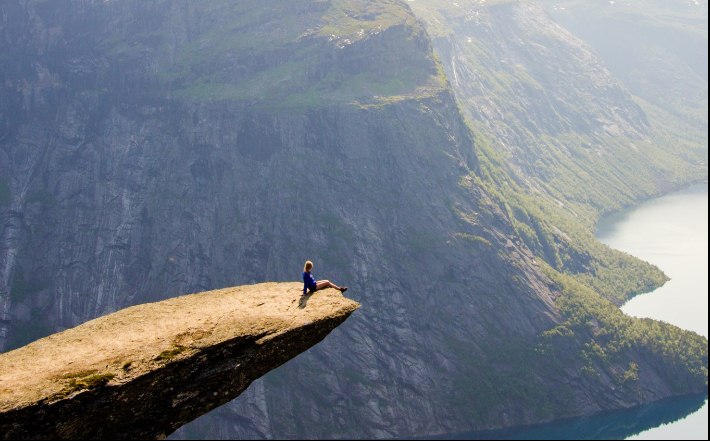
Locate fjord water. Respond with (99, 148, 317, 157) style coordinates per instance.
(596, 182, 708, 440)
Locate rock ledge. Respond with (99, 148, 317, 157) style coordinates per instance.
(0, 282, 359, 439)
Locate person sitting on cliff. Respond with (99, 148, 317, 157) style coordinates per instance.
(302, 260, 348, 296)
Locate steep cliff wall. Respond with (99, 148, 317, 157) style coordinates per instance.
(0, 283, 359, 439)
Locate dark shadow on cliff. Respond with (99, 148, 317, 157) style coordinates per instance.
(298, 292, 314, 309)
(425, 394, 707, 440)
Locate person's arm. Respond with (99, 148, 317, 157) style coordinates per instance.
(303, 272, 308, 294)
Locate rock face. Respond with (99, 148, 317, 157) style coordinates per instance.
(0, 283, 359, 439)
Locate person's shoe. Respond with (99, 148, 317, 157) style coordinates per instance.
(340, 287, 348, 293)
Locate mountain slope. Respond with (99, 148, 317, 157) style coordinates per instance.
(409, 0, 707, 305)
(543, 0, 707, 138)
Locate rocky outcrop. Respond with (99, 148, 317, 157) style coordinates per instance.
(0, 283, 359, 439)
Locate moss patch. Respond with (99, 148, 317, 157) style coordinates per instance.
(57, 370, 116, 397)
(155, 345, 188, 362)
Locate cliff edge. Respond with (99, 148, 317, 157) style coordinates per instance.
(0, 283, 359, 439)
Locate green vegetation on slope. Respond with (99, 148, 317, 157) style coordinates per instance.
(541, 263, 708, 391)
(411, 0, 706, 305)
(318, 0, 416, 37)
(94, 0, 445, 108)
(164, 0, 443, 106)
(465, 122, 670, 305)
(442, 258, 706, 425)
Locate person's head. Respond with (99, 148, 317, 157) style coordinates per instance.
(304, 260, 313, 272)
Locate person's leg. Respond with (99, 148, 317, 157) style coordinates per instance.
(316, 280, 341, 291)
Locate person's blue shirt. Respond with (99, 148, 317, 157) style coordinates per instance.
(303, 271, 317, 294)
